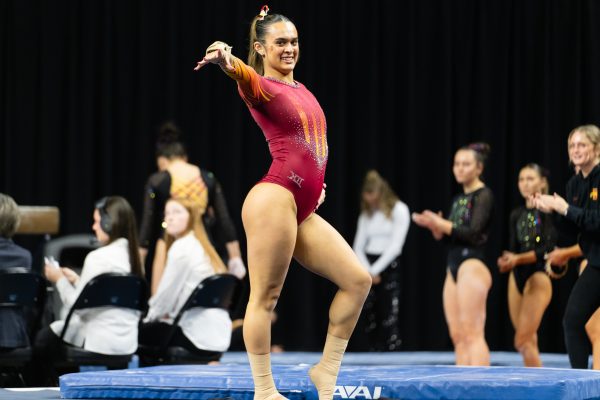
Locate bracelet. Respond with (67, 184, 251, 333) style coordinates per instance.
(545, 260, 569, 279)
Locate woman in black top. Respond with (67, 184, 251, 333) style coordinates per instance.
(497, 164, 555, 367)
(577, 260, 600, 369)
(139, 122, 245, 293)
(0, 193, 33, 350)
(543, 163, 600, 370)
(533, 124, 600, 369)
(413, 143, 494, 366)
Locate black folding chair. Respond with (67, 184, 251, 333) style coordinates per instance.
(0, 268, 47, 381)
(55, 273, 147, 369)
(43, 234, 99, 271)
(139, 273, 239, 365)
(42, 234, 100, 324)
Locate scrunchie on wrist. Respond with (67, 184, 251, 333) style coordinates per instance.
(206, 41, 233, 67)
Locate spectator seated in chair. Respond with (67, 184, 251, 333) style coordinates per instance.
(0, 193, 33, 351)
(139, 197, 232, 364)
(31, 196, 143, 385)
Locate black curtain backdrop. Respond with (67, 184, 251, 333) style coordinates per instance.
(2, 0, 599, 353)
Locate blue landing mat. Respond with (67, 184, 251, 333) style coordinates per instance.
(60, 364, 600, 400)
(221, 350, 575, 368)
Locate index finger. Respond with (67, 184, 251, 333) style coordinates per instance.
(194, 60, 209, 71)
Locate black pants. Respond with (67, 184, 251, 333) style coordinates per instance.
(563, 265, 600, 368)
(139, 321, 222, 364)
(27, 326, 70, 386)
(361, 254, 402, 351)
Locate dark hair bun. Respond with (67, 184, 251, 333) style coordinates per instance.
(523, 163, 550, 179)
(157, 121, 181, 146)
(467, 142, 491, 161)
(468, 142, 491, 157)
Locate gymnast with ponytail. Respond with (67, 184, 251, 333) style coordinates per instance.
(497, 163, 556, 367)
(412, 142, 494, 366)
(194, 5, 371, 400)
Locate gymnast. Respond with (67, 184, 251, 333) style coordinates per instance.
(413, 143, 494, 366)
(194, 6, 371, 399)
(497, 163, 555, 366)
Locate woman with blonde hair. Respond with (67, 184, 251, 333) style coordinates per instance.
(353, 170, 409, 351)
(574, 260, 600, 369)
(413, 142, 494, 365)
(140, 197, 231, 363)
(497, 163, 556, 366)
(534, 124, 600, 368)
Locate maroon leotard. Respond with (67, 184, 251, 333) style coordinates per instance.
(224, 58, 328, 224)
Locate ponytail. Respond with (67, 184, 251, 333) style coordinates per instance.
(248, 16, 264, 75)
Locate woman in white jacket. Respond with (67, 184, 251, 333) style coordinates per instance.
(33, 196, 143, 384)
(353, 170, 410, 351)
(139, 197, 231, 364)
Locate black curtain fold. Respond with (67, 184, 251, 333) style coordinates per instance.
(2, 0, 599, 352)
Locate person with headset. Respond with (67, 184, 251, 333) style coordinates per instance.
(30, 196, 144, 385)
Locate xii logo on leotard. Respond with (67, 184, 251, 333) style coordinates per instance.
(288, 170, 305, 188)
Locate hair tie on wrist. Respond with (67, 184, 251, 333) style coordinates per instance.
(545, 260, 568, 279)
(205, 41, 232, 56)
(258, 5, 269, 20)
